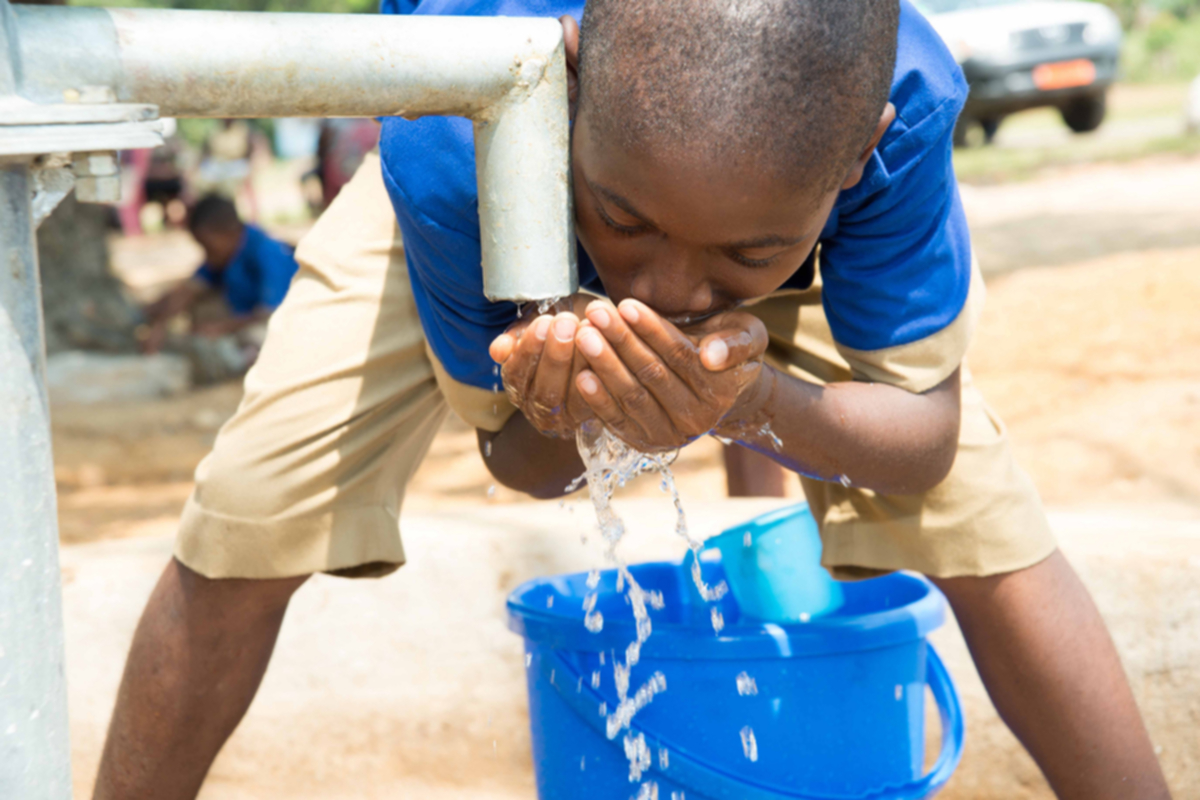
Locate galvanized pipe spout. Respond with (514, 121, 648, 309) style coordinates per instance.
(4, 2, 577, 301)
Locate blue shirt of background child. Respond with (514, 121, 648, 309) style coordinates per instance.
(378, 0, 972, 392)
(194, 225, 299, 316)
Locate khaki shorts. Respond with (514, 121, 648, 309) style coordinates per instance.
(176, 154, 1056, 582)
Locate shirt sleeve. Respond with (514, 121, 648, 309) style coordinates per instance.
(379, 115, 521, 395)
(255, 238, 299, 311)
(816, 101, 979, 393)
(193, 264, 218, 286)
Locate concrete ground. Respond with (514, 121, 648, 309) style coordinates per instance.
(63, 500, 1200, 799)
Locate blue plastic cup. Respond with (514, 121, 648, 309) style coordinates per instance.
(706, 503, 844, 622)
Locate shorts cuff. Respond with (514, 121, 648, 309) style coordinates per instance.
(175, 496, 406, 580)
(818, 511, 1059, 581)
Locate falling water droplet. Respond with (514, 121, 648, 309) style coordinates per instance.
(740, 726, 758, 762)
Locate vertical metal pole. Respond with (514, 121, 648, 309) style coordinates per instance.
(0, 162, 73, 799)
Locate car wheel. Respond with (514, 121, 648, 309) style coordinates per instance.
(1061, 94, 1107, 134)
(953, 115, 986, 148)
(981, 117, 1002, 144)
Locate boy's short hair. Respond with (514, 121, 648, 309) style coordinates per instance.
(577, 0, 900, 191)
(188, 194, 242, 236)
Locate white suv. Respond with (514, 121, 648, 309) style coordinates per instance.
(915, 0, 1123, 144)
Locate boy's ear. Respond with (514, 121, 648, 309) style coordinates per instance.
(560, 15, 581, 119)
(840, 103, 896, 191)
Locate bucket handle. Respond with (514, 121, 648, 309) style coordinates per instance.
(543, 644, 964, 800)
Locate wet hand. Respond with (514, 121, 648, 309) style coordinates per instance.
(572, 299, 769, 452)
(489, 294, 596, 438)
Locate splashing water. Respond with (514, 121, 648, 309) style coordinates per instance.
(632, 781, 659, 800)
(573, 421, 730, 780)
(671, 793, 687, 800)
(536, 296, 564, 316)
(711, 607, 725, 635)
(758, 422, 783, 452)
(658, 748, 670, 769)
(624, 732, 653, 782)
(736, 671, 758, 696)
(606, 672, 667, 740)
(740, 726, 758, 762)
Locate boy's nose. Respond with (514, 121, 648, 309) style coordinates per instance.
(628, 252, 713, 320)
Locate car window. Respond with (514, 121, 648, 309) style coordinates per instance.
(915, 0, 1029, 13)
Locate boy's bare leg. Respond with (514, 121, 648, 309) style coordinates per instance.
(723, 443, 787, 498)
(932, 550, 1169, 800)
(93, 558, 308, 800)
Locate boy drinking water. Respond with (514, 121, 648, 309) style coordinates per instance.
(94, 1, 1170, 798)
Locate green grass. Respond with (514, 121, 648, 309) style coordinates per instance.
(1121, 13, 1200, 82)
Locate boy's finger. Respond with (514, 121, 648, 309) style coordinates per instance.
(575, 323, 698, 420)
(574, 330, 681, 439)
(489, 333, 516, 364)
(697, 322, 767, 372)
(585, 300, 698, 407)
(564, 347, 595, 425)
(615, 298, 709, 372)
(575, 370, 659, 449)
(501, 314, 553, 403)
(528, 313, 579, 419)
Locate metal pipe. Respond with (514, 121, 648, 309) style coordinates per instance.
(0, 161, 73, 800)
(8, 4, 577, 300)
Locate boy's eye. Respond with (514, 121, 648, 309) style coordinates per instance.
(596, 204, 650, 236)
(728, 250, 780, 269)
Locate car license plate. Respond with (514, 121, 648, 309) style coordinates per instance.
(1032, 59, 1097, 91)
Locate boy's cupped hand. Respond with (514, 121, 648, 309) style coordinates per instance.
(571, 298, 768, 452)
(489, 294, 599, 439)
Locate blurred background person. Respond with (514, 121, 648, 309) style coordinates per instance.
(142, 194, 298, 383)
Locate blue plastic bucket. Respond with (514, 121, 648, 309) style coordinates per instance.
(506, 560, 963, 800)
(706, 503, 844, 622)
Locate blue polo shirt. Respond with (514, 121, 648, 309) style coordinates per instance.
(379, 0, 972, 393)
(194, 224, 299, 316)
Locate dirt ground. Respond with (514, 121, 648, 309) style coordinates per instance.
(53, 151, 1200, 545)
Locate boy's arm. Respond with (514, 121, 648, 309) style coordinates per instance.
(142, 280, 206, 353)
(723, 361, 961, 495)
(477, 413, 584, 499)
(570, 299, 961, 496)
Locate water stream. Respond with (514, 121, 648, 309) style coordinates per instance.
(571, 421, 731, 793)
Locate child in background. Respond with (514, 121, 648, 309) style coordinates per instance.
(142, 194, 298, 381)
